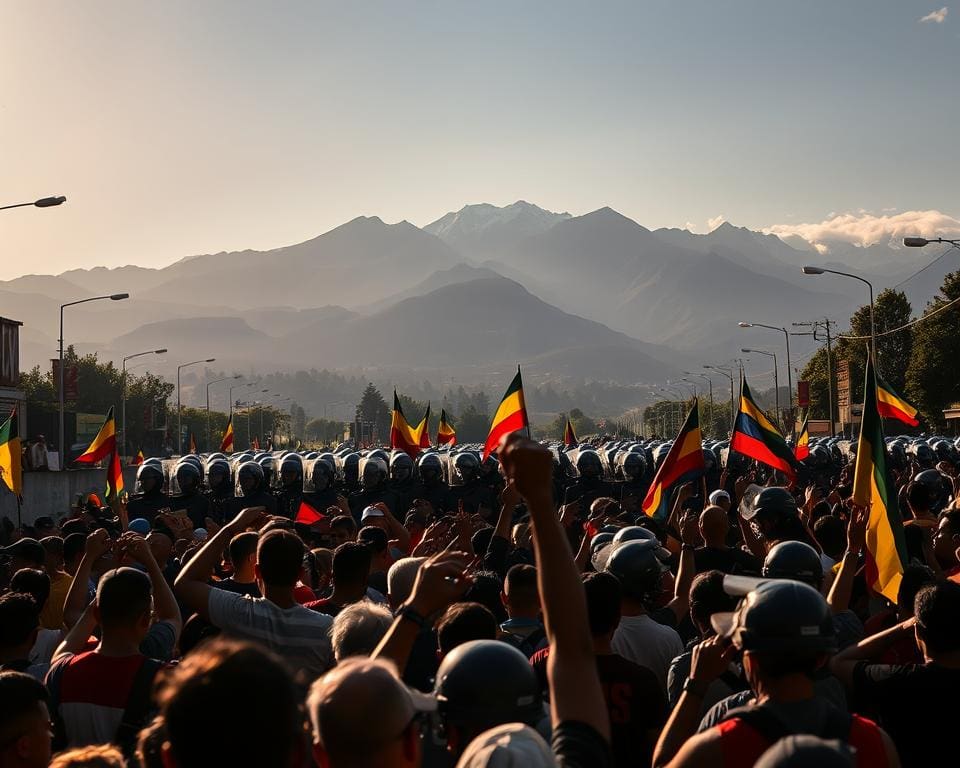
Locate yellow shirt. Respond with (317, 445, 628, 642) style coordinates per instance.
(40, 570, 71, 630)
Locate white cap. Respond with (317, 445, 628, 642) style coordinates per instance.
(456, 724, 556, 768)
(709, 489, 731, 505)
(361, 505, 385, 522)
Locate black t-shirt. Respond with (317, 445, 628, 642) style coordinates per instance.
(693, 545, 762, 576)
(214, 578, 261, 598)
(552, 719, 613, 768)
(532, 651, 664, 768)
(852, 661, 960, 768)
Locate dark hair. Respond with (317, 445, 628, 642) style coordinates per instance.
(10, 568, 51, 611)
(256, 530, 305, 588)
(228, 531, 259, 567)
(813, 516, 846, 560)
(897, 564, 935, 615)
(809, 501, 832, 524)
(907, 482, 931, 513)
(940, 509, 960, 536)
(0, 671, 49, 746)
(583, 571, 621, 636)
(471, 526, 494, 556)
(332, 541, 373, 586)
(61, 519, 89, 538)
(260, 517, 296, 535)
(436, 602, 497, 656)
(915, 581, 960, 654)
(464, 570, 507, 623)
(689, 570, 736, 631)
(749, 650, 824, 679)
(504, 565, 539, 612)
(97, 567, 152, 627)
(0, 593, 40, 648)
(357, 526, 388, 555)
(63, 532, 88, 566)
(158, 639, 304, 768)
(330, 515, 358, 536)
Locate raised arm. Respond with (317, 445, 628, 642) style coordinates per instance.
(500, 435, 610, 741)
(63, 528, 111, 629)
(827, 505, 867, 614)
(120, 532, 182, 637)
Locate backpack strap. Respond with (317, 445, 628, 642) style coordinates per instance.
(719, 705, 793, 744)
(115, 657, 164, 756)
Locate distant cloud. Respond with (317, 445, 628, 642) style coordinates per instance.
(763, 209, 960, 252)
(919, 7, 948, 23)
(707, 214, 726, 231)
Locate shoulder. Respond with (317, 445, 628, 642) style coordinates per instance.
(664, 727, 724, 768)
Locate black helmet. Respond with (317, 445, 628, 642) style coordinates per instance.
(135, 462, 165, 494)
(712, 580, 836, 654)
(746, 487, 799, 522)
(454, 452, 480, 483)
(433, 640, 542, 730)
(237, 460, 264, 496)
(913, 469, 945, 510)
(360, 456, 387, 490)
(340, 453, 360, 485)
(911, 442, 935, 468)
(762, 540, 823, 588)
(603, 540, 668, 602)
(389, 451, 414, 482)
(204, 458, 231, 491)
(279, 454, 303, 487)
(575, 450, 602, 479)
(619, 452, 646, 482)
(174, 461, 201, 495)
(701, 448, 718, 473)
(418, 452, 443, 483)
(612, 526, 658, 545)
(310, 459, 334, 492)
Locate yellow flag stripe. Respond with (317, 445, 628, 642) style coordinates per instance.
(492, 390, 525, 426)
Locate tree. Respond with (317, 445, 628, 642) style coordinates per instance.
(290, 403, 307, 441)
(455, 405, 492, 443)
(355, 383, 390, 442)
(906, 270, 960, 429)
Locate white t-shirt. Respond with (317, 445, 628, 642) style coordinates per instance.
(208, 589, 334, 680)
(611, 613, 684, 694)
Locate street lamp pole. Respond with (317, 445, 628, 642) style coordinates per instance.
(705, 365, 736, 435)
(206, 375, 240, 451)
(58, 293, 129, 468)
(177, 358, 216, 455)
(801, 266, 875, 360)
(0, 196, 66, 212)
(229, 381, 255, 420)
(742, 348, 780, 428)
(794, 319, 837, 436)
(738, 322, 794, 434)
(122, 348, 166, 459)
(684, 372, 714, 434)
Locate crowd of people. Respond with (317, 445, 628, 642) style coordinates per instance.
(1, 431, 959, 767)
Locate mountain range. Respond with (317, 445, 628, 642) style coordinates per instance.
(3, 200, 956, 412)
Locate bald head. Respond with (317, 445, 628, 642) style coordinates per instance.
(700, 505, 729, 547)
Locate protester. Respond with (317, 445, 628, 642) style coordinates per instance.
(0, 670, 52, 768)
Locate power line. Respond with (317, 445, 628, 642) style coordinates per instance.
(892, 244, 959, 290)
(837, 294, 960, 340)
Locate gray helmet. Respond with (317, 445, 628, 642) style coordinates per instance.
(712, 580, 836, 654)
(454, 452, 480, 483)
(618, 451, 646, 482)
(173, 460, 201, 495)
(236, 460, 264, 496)
(762, 540, 823, 588)
(575, 450, 602, 479)
(603, 540, 668, 602)
(135, 462, 165, 494)
(433, 640, 542, 731)
(204, 458, 231, 491)
(417, 452, 444, 482)
(389, 451, 414, 482)
(360, 456, 388, 490)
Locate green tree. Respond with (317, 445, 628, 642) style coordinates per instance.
(906, 270, 960, 429)
(355, 383, 390, 442)
(455, 405, 492, 443)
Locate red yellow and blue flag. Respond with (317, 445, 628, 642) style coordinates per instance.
(731, 376, 798, 479)
(641, 400, 705, 521)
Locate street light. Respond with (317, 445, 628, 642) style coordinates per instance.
(705, 364, 737, 435)
(684, 372, 715, 434)
(177, 359, 216, 455)
(58, 293, 129, 468)
(738, 321, 794, 434)
(229, 381, 255, 419)
(207, 375, 241, 450)
(742, 348, 780, 428)
(122, 348, 166, 459)
(801, 266, 875, 359)
(903, 237, 960, 248)
(1, 195, 67, 212)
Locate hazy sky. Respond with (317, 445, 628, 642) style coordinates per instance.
(2, 1, 958, 279)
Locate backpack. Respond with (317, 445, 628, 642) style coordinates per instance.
(500, 625, 548, 659)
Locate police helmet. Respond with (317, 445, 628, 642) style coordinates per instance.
(174, 460, 201, 495)
(204, 458, 231, 491)
(236, 460, 264, 495)
(603, 539, 668, 602)
(418, 452, 443, 483)
(360, 455, 388, 489)
(575, 450, 602, 479)
(762, 540, 823, 588)
(390, 451, 414, 482)
(454, 452, 480, 483)
(135, 462, 165, 494)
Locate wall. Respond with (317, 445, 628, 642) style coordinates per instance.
(0, 466, 139, 527)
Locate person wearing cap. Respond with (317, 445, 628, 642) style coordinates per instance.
(308, 656, 436, 767)
(692, 506, 762, 576)
(361, 502, 412, 555)
(652, 580, 898, 768)
(737, 487, 819, 560)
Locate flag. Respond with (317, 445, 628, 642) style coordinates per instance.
(875, 371, 919, 427)
(483, 367, 529, 461)
(563, 417, 578, 447)
(189, 433, 197, 454)
(105, 441, 124, 501)
(794, 414, 810, 462)
(641, 400, 706, 521)
(220, 417, 234, 453)
(853, 353, 908, 604)
(295, 439, 303, 451)
(731, 376, 798, 478)
(75, 407, 118, 465)
(438, 409, 457, 447)
(295, 499, 327, 526)
(252, 436, 260, 451)
(131, 449, 145, 466)
(390, 392, 422, 458)
(415, 403, 432, 449)
(0, 408, 22, 497)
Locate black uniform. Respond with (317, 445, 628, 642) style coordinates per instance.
(348, 488, 400, 525)
(223, 489, 277, 519)
(169, 491, 211, 531)
(126, 491, 169, 524)
(451, 480, 498, 517)
(204, 488, 234, 526)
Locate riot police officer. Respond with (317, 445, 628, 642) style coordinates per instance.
(203, 457, 234, 526)
(614, 451, 649, 515)
(388, 451, 419, 516)
(274, 453, 305, 520)
(562, 449, 613, 515)
(169, 460, 210, 530)
(126, 460, 169, 523)
(449, 452, 497, 518)
(223, 460, 277, 518)
(303, 458, 346, 516)
(415, 452, 455, 515)
(347, 456, 399, 523)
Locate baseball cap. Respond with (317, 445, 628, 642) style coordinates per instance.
(708, 489, 731, 505)
(360, 505, 385, 523)
(0, 538, 46, 565)
(308, 657, 436, 757)
(456, 723, 556, 768)
(755, 735, 855, 768)
(128, 518, 151, 535)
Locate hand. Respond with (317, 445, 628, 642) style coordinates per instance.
(229, 506, 268, 531)
(734, 475, 750, 501)
(677, 482, 694, 504)
(85, 528, 112, 559)
(680, 512, 701, 547)
(118, 532, 156, 567)
(406, 550, 474, 617)
(690, 634, 736, 684)
(158, 512, 194, 541)
(804, 485, 822, 508)
(453, 510, 475, 556)
(500, 481, 521, 511)
(847, 504, 869, 555)
(719, 470, 729, 490)
(498, 434, 553, 504)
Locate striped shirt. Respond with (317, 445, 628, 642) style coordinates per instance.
(208, 589, 334, 679)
